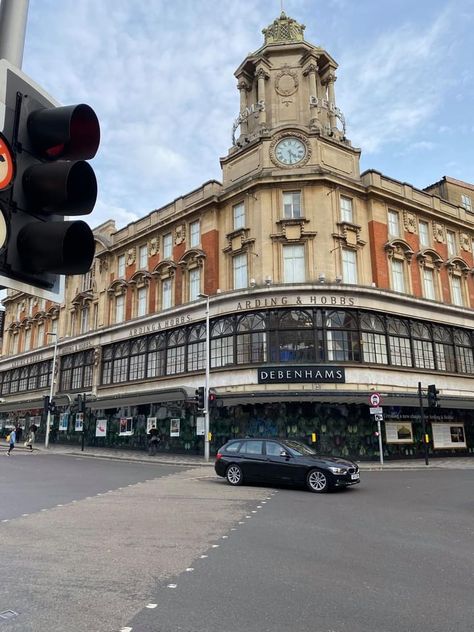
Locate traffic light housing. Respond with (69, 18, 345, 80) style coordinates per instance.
(0, 59, 100, 300)
(208, 390, 217, 408)
(427, 384, 440, 408)
(196, 386, 205, 410)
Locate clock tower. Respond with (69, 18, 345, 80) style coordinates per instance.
(221, 11, 361, 186)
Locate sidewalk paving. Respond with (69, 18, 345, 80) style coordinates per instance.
(2, 442, 474, 470)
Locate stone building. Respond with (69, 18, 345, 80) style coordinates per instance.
(1, 12, 473, 460)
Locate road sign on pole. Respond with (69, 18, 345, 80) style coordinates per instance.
(369, 392, 381, 407)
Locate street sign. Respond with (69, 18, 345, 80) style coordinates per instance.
(374, 413, 384, 421)
(370, 406, 383, 415)
(369, 392, 381, 407)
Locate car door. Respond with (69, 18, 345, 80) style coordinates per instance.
(264, 441, 301, 483)
(238, 440, 267, 481)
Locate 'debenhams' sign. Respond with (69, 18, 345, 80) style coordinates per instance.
(258, 366, 345, 384)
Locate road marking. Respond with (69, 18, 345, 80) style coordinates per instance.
(146, 604, 157, 609)
(211, 544, 220, 548)
(257, 505, 262, 508)
(246, 515, 251, 518)
(238, 521, 245, 524)
(22, 513, 29, 517)
(41, 508, 47, 512)
(231, 528, 237, 531)
(120, 627, 133, 631)
(222, 535, 228, 539)
(186, 567, 194, 572)
(251, 510, 257, 513)
(1, 519, 9, 523)
(56, 504, 64, 507)
(167, 584, 177, 588)
(200, 554, 208, 559)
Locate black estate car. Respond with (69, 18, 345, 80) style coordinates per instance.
(215, 438, 360, 493)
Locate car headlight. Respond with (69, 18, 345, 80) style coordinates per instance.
(328, 466, 348, 474)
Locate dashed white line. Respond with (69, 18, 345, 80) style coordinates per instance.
(222, 535, 229, 539)
(2, 519, 9, 523)
(120, 627, 133, 632)
(211, 544, 220, 548)
(200, 554, 208, 559)
(167, 584, 177, 589)
(146, 603, 157, 609)
(186, 567, 194, 572)
(22, 513, 29, 517)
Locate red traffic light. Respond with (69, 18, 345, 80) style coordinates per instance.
(27, 104, 100, 160)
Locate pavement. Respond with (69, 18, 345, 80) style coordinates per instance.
(2, 441, 474, 470)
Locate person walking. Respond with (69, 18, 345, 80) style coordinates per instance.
(6, 428, 16, 455)
(25, 423, 37, 452)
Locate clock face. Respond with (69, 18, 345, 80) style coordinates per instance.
(275, 137, 306, 165)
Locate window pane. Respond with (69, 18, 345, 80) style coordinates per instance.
(233, 254, 248, 289)
(139, 245, 148, 269)
(423, 268, 435, 300)
(233, 203, 245, 230)
(388, 210, 400, 237)
(190, 220, 200, 247)
(340, 197, 353, 222)
(137, 287, 147, 317)
(162, 278, 172, 309)
(189, 268, 201, 301)
(116, 295, 125, 323)
(391, 259, 405, 292)
(118, 254, 126, 278)
(419, 221, 429, 247)
(342, 249, 357, 284)
(163, 233, 173, 259)
(283, 245, 305, 283)
(451, 277, 463, 306)
(283, 192, 301, 219)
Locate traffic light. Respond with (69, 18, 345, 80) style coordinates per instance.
(427, 384, 440, 408)
(43, 395, 50, 414)
(208, 390, 217, 408)
(196, 386, 205, 410)
(0, 59, 100, 300)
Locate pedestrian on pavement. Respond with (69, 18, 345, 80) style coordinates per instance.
(15, 424, 23, 443)
(25, 423, 37, 451)
(6, 428, 16, 455)
(148, 427, 161, 456)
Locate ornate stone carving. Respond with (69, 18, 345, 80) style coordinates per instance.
(126, 248, 136, 266)
(403, 211, 417, 234)
(433, 222, 445, 243)
(460, 232, 471, 252)
(275, 65, 299, 97)
(175, 224, 186, 245)
(149, 238, 159, 257)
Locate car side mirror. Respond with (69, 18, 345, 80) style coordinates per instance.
(280, 450, 290, 458)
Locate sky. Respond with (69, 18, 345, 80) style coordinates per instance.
(19, 0, 474, 231)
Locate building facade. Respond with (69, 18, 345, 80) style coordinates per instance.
(1, 12, 474, 460)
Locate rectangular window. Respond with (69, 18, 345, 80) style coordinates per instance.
(24, 328, 31, 352)
(447, 230, 457, 257)
(163, 233, 173, 259)
(189, 268, 201, 301)
(51, 319, 58, 336)
(117, 254, 126, 278)
(283, 244, 305, 283)
(190, 220, 200, 248)
(162, 278, 172, 309)
(461, 194, 472, 212)
(36, 323, 43, 348)
(451, 276, 463, 306)
(419, 221, 430, 248)
(233, 202, 245, 230)
(139, 245, 148, 269)
(340, 196, 353, 223)
(115, 294, 125, 323)
(283, 191, 301, 219)
(388, 210, 400, 237)
(342, 249, 357, 284)
(80, 306, 89, 334)
(423, 268, 436, 300)
(233, 254, 248, 289)
(391, 259, 405, 293)
(137, 287, 147, 317)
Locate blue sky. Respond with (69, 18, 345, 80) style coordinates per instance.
(21, 0, 474, 230)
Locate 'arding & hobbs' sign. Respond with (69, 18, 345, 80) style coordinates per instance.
(258, 366, 345, 384)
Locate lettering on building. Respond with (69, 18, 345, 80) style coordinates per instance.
(129, 314, 192, 338)
(258, 366, 345, 384)
(236, 294, 355, 311)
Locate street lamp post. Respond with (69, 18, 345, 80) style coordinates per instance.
(198, 293, 210, 461)
(44, 332, 58, 448)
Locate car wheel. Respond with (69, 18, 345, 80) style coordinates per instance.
(226, 464, 243, 486)
(306, 468, 330, 493)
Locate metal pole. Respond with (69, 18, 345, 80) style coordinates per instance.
(204, 295, 210, 462)
(418, 381, 429, 466)
(44, 332, 58, 448)
(0, 0, 29, 68)
(377, 419, 384, 466)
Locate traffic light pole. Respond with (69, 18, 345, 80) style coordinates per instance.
(44, 332, 58, 448)
(199, 293, 211, 461)
(418, 381, 429, 466)
(0, 0, 29, 68)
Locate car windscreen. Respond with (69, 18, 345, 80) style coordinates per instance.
(284, 440, 317, 457)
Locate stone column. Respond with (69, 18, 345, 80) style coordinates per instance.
(304, 62, 322, 132)
(256, 68, 268, 127)
(237, 79, 250, 135)
(326, 72, 338, 134)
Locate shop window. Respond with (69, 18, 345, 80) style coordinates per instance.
(129, 339, 147, 381)
(211, 318, 235, 368)
(187, 324, 206, 371)
(325, 310, 360, 362)
(454, 330, 474, 373)
(433, 327, 456, 372)
(112, 342, 130, 383)
(236, 313, 267, 365)
(147, 333, 166, 378)
(360, 313, 387, 364)
(411, 322, 435, 370)
(387, 317, 412, 367)
(167, 329, 186, 375)
(27, 365, 39, 390)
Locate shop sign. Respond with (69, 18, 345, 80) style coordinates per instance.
(258, 366, 345, 384)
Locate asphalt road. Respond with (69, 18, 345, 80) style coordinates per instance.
(129, 470, 474, 632)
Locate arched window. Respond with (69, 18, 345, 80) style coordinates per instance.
(19, 367, 29, 391)
(129, 339, 147, 381)
(38, 361, 51, 389)
(102, 346, 113, 385)
(360, 313, 387, 364)
(212, 317, 235, 368)
(433, 327, 456, 372)
(387, 317, 412, 367)
(28, 364, 39, 390)
(237, 313, 267, 364)
(454, 329, 474, 373)
(10, 369, 20, 393)
(411, 322, 434, 370)
(325, 310, 360, 362)
(112, 342, 130, 383)
(167, 329, 186, 374)
(270, 310, 315, 363)
(147, 333, 166, 378)
(187, 324, 206, 371)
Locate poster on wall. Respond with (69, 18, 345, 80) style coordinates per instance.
(432, 423, 467, 449)
(170, 418, 180, 437)
(196, 416, 205, 436)
(119, 417, 134, 436)
(385, 422, 413, 444)
(95, 419, 107, 437)
(75, 413, 84, 432)
(147, 417, 158, 433)
(59, 413, 69, 432)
